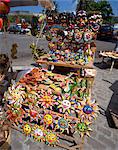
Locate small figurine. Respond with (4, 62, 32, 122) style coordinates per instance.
(11, 43, 18, 59)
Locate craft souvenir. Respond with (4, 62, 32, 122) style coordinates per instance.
(24, 105, 40, 122)
(38, 91, 55, 109)
(46, 32, 53, 41)
(76, 10, 87, 28)
(88, 14, 103, 33)
(54, 116, 71, 134)
(77, 99, 99, 121)
(59, 13, 68, 27)
(74, 29, 83, 42)
(4, 84, 26, 107)
(47, 14, 54, 27)
(6, 108, 25, 124)
(31, 125, 45, 142)
(75, 121, 92, 137)
(40, 112, 56, 129)
(84, 31, 93, 42)
(45, 131, 59, 146)
(55, 94, 76, 115)
(23, 123, 32, 136)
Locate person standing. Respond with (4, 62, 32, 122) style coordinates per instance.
(114, 31, 118, 52)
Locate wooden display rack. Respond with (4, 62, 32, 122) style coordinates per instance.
(9, 106, 85, 150)
(36, 60, 95, 150)
(37, 59, 94, 69)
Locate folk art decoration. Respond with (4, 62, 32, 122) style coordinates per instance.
(3, 10, 102, 149)
(0, 0, 10, 14)
(36, 10, 102, 67)
(4, 68, 99, 147)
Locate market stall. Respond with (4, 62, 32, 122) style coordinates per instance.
(2, 10, 103, 150)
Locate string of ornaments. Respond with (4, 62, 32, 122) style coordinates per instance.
(3, 10, 102, 147)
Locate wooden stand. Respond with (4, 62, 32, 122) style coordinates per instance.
(36, 59, 95, 149)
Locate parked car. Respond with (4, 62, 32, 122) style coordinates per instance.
(8, 25, 21, 34)
(97, 25, 113, 40)
(20, 28, 30, 34)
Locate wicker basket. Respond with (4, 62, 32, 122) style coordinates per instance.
(0, 129, 11, 150)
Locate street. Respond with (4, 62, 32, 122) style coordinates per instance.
(0, 33, 116, 66)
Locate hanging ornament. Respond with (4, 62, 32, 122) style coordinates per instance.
(0, 18, 3, 29)
(0, 2, 10, 14)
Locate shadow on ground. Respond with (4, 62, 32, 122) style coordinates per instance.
(105, 80, 118, 128)
(94, 61, 118, 70)
(99, 80, 118, 129)
(97, 38, 117, 43)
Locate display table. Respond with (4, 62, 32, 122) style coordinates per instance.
(37, 58, 94, 69)
(99, 51, 118, 72)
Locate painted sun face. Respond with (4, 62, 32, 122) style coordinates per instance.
(58, 118, 68, 129)
(75, 121, 92, 137)
(77, 99, 98, 121)
(77, 122, 87, 132)
(34, 128, 43, 137)
(44, 114, 53, 125)
(31, 125, 45, 142)
(83, 105, 93, 114)
(57, 96, 75, 114)
(23, 124, 31, 135)
(62, 100, 71, 109)
(46, 133, 57, 144)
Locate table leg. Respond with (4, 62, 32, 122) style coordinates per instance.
(110, 60, 115, 72)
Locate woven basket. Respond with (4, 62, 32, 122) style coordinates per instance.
(0, 129, 11, 150)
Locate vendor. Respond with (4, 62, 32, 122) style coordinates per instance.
(114, 31, 118, 52)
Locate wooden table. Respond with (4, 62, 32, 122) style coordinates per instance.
(99, 51, 118, 72)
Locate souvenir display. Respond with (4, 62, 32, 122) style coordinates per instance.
(4, 67, 98, 148)
(3, 10, 102, 149)
(37, 11, 102, 68)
